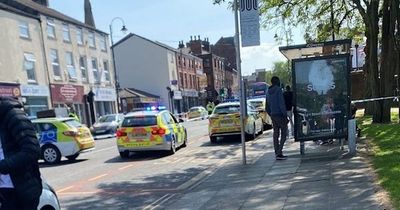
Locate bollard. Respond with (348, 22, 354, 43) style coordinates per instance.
(348, 119, 357, 155)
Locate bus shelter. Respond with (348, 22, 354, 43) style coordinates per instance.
(279, 39, 352, 154)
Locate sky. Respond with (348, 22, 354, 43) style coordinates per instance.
(49, 0, 304, 76)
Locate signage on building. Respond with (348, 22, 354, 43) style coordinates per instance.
(93, 87, 117, 101)
(173, 90, 182, 100)
(240, 0, 260, 47)
(0, 83, 20, 97)
(50, 84, 84, 103)
(20, 84, 49, 97)
(182, 89, 199, 97)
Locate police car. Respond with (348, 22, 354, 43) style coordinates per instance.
(208, 102, 263, 143)
(32, 118, 95, 164)
(116, 106, 187, 158)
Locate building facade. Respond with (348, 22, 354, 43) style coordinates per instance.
(113, 33, 180, 113)
(1, 0, 117, 125)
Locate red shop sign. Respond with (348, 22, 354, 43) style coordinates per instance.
(50, 84, 84, 103)
(0, 83, 20, 97)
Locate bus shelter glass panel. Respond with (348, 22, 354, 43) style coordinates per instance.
(292, 54, 350, 141)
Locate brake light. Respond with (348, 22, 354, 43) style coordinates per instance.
(116, 129, 127, 137)
(63, 130, 80, 137)
(151, 128, 166, 135)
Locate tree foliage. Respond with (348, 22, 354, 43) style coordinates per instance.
(213, 0, 400, 123)
(265, 61, 291, 87)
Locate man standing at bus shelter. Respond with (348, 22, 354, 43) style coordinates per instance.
(266, 76, 288, 160)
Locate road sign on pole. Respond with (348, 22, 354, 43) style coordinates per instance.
(235, 0, 247, 165)
(240, 0, 260, 47)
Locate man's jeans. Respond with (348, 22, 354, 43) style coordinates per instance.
(271, 116, 288, 156)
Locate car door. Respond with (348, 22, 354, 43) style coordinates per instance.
(169, 113, 184, 145)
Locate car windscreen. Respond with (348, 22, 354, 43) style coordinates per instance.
(64, 119, 83, 128)
(249, 101, 264, 109)
(98, 115, 116, 123)
(213, 105, 240, 114)
(122, 116, 157, 127)
(189, 107, 201, 112)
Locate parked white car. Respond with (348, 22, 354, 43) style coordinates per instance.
(38, 181, 60, 210)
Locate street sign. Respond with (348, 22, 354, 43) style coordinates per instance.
(240, 0, 260, 47)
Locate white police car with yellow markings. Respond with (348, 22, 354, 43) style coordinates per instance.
(116, 106, 187, 158)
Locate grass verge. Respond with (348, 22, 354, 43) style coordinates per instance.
(358, 113, 400, 209)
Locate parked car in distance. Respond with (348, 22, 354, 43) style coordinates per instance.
(187, 106, 208, 120)
(38, 181, 61, 210)
(247, 97, 273, 130)
(90, 114, 124, 139)
(32, 117, 95, 164)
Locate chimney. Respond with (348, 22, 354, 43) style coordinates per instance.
(178, 41, 185, 49)
(32, 0, 48, 6)
(84, 0, 96, 27)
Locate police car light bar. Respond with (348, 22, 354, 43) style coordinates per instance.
(145, 106, 167, 111)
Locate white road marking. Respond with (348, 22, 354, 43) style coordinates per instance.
(88, 173, 108, 181)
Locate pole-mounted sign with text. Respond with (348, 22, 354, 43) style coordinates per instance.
(240, 0, 260, 47)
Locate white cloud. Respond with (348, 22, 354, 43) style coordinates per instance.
(240, 42, 287, 75)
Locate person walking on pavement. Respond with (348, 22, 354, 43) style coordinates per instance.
(68, 105, 80, 122)
(283, 85, 294, 138)
(266, 76, 289, 160)
(206, 101, 215, 115)
(0, 97, 42, 209)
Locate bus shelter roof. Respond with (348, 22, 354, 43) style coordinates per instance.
(279, 39, 352, 60)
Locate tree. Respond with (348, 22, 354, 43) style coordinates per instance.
(213, 0, 400, 123)
(265, 61, 291, 86)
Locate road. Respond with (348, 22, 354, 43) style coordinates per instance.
(40, 119, 255, 209)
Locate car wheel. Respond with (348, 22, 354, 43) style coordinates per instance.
(168, 137, 176, 155)
(210, 136, 217, 143)
(42, 144, 61, 164)
(246, 124, 256, 140)
(182, 131, 188, 147)
(66, 153, 79, 161)
(119, 151, 129, 159)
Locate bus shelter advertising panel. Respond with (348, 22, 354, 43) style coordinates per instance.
(292, 54, 350, 142)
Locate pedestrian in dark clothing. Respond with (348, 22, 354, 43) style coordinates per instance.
(266, 76, 288, 160)
(0, 97, 42, 210)
(283, 85, 294, 137)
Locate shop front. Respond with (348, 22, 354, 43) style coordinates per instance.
(20, 84, 50, 118)
(50, 84, 86, 124)
(0, 83, 21, 98)
(182, 89, 199, 111)
(119, 88, 160, 113)
(93, 87, 117, 118)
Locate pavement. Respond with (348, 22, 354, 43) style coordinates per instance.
(160, 131, 385, 210)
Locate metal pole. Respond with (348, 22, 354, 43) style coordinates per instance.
(234, 0, 246, 165)
(110, 24, 120, 113)
(355, 44, 359, 71)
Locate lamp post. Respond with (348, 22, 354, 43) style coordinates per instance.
(109, 17, 128, 113)
(355, 44, 359, 71)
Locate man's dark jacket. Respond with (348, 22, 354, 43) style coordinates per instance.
(0, 97, 42, 205)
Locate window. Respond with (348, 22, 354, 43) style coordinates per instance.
(122, 116, 157, 127)
(62, 23, 71, 42)
(103, 60, 110, 82)
(65, 52, 77, 80)
(46, 18, 56, 39)
(100, 35, 107, 51)
(79, 56, 88, 82)
(50, 49, 61, 79)
(88, 31, 95, 48)
(189, 75, 193, 88)
(76, 27, 83, 45)
(23, 53, 36, 82)
(179, 73, 184, 87)
(184, 74, 188, 87)
(91, 58, 99, 83)
(19, 21, 30, 38)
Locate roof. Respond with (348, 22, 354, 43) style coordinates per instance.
(122, 88, 160, 99)
(5, 0, 106, 34)
(216, 102, 240, 107)
(215, 36, 235, 46)
(32, 117, 74, 123)
(125, 110, 165, 118)
(112, 33, 174, 51)
(0, 2, 38, 19)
